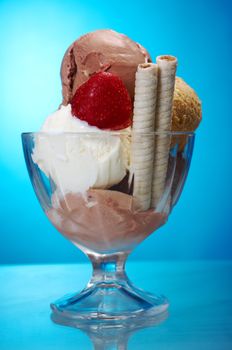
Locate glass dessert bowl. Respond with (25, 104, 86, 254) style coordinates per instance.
(22, 130, 194, 322)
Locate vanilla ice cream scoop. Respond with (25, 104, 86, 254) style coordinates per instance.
(32, 105, 129, 195)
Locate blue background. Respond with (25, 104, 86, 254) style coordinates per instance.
(0, 0, 231, 264)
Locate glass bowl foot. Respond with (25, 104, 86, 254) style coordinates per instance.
(51, 253, 169, 323)
(51, 280, 169, 322)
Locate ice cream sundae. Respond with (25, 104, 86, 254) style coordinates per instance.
(22, 29, 202, 321)
(31, 29, 201, 254)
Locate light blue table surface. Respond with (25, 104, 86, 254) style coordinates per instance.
(1, 261, 232, 349)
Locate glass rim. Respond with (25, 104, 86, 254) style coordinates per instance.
(21, 130, 195, 137)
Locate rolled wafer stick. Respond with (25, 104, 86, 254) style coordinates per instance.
(151, 55, 177, 208)
(131, 63, 158, 210)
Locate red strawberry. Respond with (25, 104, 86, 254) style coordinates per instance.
(70, 72, 132, 130)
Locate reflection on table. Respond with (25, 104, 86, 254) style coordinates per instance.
(1, 261, 232, 350)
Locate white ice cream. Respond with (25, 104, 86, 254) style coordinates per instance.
(32, 105, 129, 195)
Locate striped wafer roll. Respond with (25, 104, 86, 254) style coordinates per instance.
(151, 55, 177, 208)
(131, 63, 158, 210)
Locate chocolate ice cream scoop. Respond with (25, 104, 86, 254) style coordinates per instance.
(48, 189, 167, 253)
(61, 29, 151, 104)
